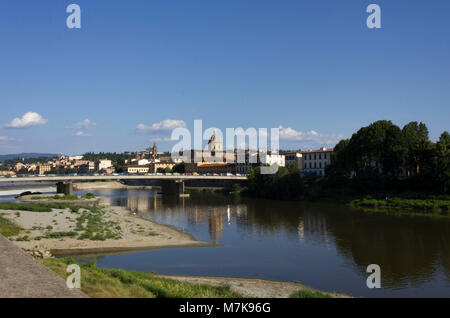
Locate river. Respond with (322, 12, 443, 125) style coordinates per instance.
(1, 185, 449, 297)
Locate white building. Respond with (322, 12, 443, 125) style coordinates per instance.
(208, 130, 223, 152)
(235, 152, 285, 175)
(260, 152, 285, 168)
(301, 148, 333, 176)
(96, 159, 112, 171)
(285, 152, 303, 169)
(137, 159, 150, 166)
(68, 155, 83, 161)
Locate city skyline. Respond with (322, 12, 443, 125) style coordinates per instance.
(1, 0, 449, 155)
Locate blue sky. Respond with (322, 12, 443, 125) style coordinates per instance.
(0, 0, 449, 155)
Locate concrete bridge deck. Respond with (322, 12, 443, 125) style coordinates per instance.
(0, 235, 87, 298)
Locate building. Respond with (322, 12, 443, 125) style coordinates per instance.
(234, 151, 286, 175)
(137, 159, 150, 166)
(185, 162, 236, 174)
(235, 152, 258, 175)
(38, 163, 52, 175)
(148, 161, 176, 173)
(285, 151, 303, 170)
(78, 161, 95, 174)
(96, 159, 113, 171)
(68, 155, 83, 161)
(260, 152, 285, 168)
(127, 165, 150, 174)
(301, 148, 333, 176)
(0, 171, 15, 176)
(208, 130, 223, 153)
(14, 162, 25, 172)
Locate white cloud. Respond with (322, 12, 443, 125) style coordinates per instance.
(5, 112, 47, 129)
(66, 119, 97, 130)
(72, 131, 92, 137)
(149, 137, 173, 143)
(136, 120, 187, 135)
(278, 125, 344, 148)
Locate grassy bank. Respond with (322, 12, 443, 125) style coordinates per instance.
(0, 213, 22, 237)
(290, 290, 331, 298)
(30, 193, 95, 201)
(349, 197, 450, 214)
(43, 258, 241, 298)
(42, 258, 334, 298)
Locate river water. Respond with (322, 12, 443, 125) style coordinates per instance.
(73, 188, 449, 298)
(1, 185, 449, 297)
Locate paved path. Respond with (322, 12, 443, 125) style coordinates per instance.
(0, 235, 87, 298)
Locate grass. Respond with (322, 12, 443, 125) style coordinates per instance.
(31, 193, 96, 201)
(290, 290, 332, 298)
(0, 214, 23, 237)
(0, 202, 122, 241)
(42, 258, 242, 298)
(74, 206, 122, 241)
(350, 197, 450, 213)
(39, 231, 78, 239)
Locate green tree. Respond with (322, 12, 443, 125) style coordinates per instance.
(401, 122, 432, 176)
(172, 163, 185, 174)
(435, 131, 450, 193)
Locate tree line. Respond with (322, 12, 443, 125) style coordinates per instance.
(327, 120, 449, 194)
(245, 120, 449, 200)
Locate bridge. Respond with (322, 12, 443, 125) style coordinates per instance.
(0, 175, 247, 196)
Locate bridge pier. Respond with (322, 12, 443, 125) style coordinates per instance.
(56, 182, 73, 195)
(161, 179, 185, 196)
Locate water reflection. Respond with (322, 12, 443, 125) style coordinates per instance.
(76, 189, 450, 297)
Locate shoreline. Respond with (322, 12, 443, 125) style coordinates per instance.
(157, 274, 351, 298)
(17, 193, 100, 204)
(0, 198, 350, 298)
(0, 204, 215, 257)
(73, 181, 152, 190)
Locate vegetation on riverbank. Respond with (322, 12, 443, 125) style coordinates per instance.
(242, 120, 450, 216)
(350, 197, 450, 212)
(0, 213, 22, 237)
(0, 202, 64, 212)
(30, 193, 95, 201)
(42, 258, 242, 298)
(0, 202, 123, 241)
(289, 289, 331, 298)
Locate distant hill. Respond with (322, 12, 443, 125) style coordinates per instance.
(0, 153, 58, 162)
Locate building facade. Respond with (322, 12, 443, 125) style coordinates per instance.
(127, 165, 150, 174)
(301, 148, 333, 176)
(96, 159, 113, 171)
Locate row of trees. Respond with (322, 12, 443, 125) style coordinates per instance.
(245, 120, 449, 200)
(245, 165, 306, 200)
(327, 121, 449, 194)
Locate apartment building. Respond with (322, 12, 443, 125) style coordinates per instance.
(96, 159, 113, 171)
(38, 163, 52, 175)
(285, 152, 303, 170)
(301, 148, 333, 176)
(127, 165, 150, 174)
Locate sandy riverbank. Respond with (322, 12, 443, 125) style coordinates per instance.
(0, 205, 214, 257)
(73, 181, 152, 190)
(158, 275, 350, 298)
